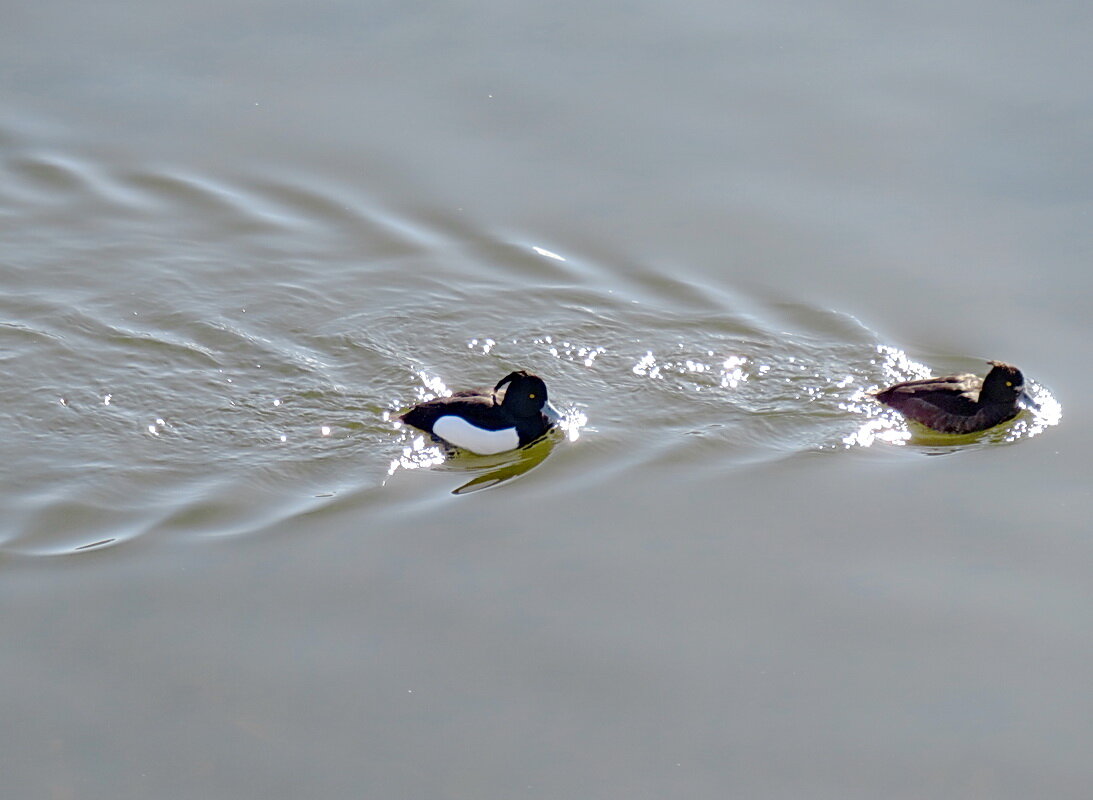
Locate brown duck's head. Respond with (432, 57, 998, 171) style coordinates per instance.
(982, 361, 1036, 409)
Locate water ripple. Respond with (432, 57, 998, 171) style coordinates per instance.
(0, 145, 1061, 554)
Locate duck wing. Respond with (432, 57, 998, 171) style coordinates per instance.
(400, 393, 512, 432)
(875, 374, 982, 415)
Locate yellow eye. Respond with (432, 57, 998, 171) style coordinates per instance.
(1005, 381, 1013, 387)
(529, 393, 536, 399)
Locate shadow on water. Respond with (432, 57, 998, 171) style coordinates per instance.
(0, 138, 1062, 555)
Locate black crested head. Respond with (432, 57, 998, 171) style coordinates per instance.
(494, 370, 549, 418)
(981, 361, 1025, 404)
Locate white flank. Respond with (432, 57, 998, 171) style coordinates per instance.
(432, 416, 521, 455)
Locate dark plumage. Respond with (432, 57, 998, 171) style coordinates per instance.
(399, 370, 556, 455)
(874, 361, 1036, 434)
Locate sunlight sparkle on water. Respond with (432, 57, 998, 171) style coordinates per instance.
(557, 407, 589, 443)
(468, 338, 496, 354)
(535, 336, 606, 367)
(531, 245, 566, 261)
(720, 355, 748, 388)
(836, 346, 930, 448)
(1001, 382, 1062, 442)
(387, 435, 445, 476)
(875, 344, 932, 383)
(415, 371, 451, 401)
(842, 414, 912, 448)
(633, 349, 755, 392)
(633, 351, 660, 378)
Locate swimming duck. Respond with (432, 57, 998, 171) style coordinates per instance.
(873, 360, 1036, 433)
(399, 370, 558, 455)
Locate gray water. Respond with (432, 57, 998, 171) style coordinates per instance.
(2, 1, 1091, 798)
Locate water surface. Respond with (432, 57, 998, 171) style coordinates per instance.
(2, 1, 1091, 798)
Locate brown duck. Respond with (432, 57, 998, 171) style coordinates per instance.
(874, 361, 1036, 434)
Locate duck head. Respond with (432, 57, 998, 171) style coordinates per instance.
(494, 371, 553, 419)
(982, 361, 1039, 411)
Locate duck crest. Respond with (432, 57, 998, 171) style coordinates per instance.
(493, 370, 549, 418)
(979, 361, 1024, 405)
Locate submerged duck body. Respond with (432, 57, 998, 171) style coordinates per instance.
(399, 370, 557, 455)
(874, 361, 1034, 434)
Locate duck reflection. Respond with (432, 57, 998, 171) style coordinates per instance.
(450, 433, 557, 495)
(388, 406, 585, 495)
